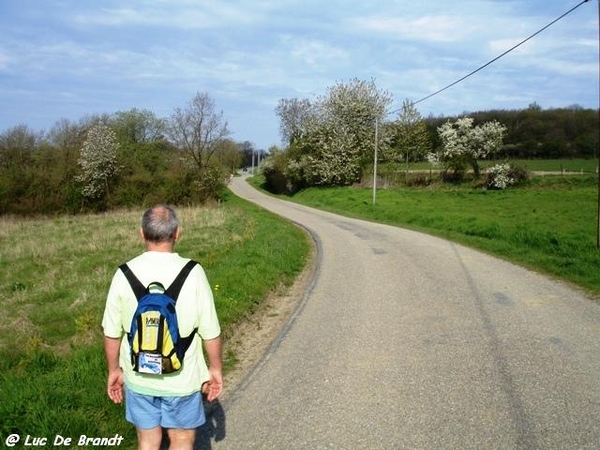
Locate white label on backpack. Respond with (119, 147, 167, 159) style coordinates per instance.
(138, 352, 162, 375)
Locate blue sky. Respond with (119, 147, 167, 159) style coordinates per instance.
(0, 0, 596, 150)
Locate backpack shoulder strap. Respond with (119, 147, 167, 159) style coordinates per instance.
(119, 263, 147, 301)
(165, 260, 199, 302)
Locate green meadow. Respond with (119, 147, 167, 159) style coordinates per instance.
(260, 174, 600, 296)
(2, 167, 599, 446)
(404, 158, 599, 173)
(0, 193, 309, 444)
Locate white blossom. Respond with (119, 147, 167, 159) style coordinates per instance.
(436, 117, 507, 177)
(487, 163, 515, 189)
(76, 124, 120, 199)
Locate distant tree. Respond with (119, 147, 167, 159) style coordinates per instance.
(387, 99, 432, 179)
(47, 119, 87, 178)
(168, 92, 230, 172)
(111, 108, 166, 144)
(76, 124, 120, 201)
(215, 139, 242, 174)
(167, 92, 230, 202)
(436, 117, 506, 179)
(0, 124, 38, 170)
(275, 98, 316, 146)
(237, 140, 256, 168)
(281, 78, 392, 187)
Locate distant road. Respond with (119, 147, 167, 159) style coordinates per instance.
(213, 175, 600, 449)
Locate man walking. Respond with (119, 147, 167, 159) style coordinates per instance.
(102, 205, 223, 449)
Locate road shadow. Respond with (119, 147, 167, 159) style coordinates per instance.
(160, 396, 226, 449)
(194, 397, 226, 449)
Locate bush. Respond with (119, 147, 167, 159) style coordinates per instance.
(262, 149, 293, 194)
(440, 170, 465, 184)
(508, 164, 530, 184)
(485, 163, 529, 190)
(193, 165, 227, 203)
(406, 173, 431, 187)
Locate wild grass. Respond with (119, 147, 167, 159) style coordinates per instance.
(252, 174, 600, 296)
(404, 158, 598, 173)
(0, 193, 309, 443)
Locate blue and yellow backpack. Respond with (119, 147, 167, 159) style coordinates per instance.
(119, 260, 198, 375)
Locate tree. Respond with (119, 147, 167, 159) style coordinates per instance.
(215, 139, 242, 174)
(436, 117, 506, 179)
(237, 141, 256, 168)
(275, 98, 316, 146)
(279, 78, 392, 187)
(0, 124, 38, 170)
(168, 92, 230, 172)
(76, 124, 120, 201)
(388, 99, 432, 178)
(111, 108, 166, 144)
(47, 119, 87, 179)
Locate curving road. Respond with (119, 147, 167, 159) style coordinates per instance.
(210, 176, 600, 449)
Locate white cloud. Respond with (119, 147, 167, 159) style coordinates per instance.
(351, 14, 480, 43)
(71, 2, 261, 29)
(0, 48, 11, 70)
(281, 36, 350, 68)
(0, 0, 596, 149)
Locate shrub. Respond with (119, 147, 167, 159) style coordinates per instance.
(484, 163, 530, 190)
(440, 170, 465, 184)
(407, 173, 431, 187)
(193, 165, 227, 203)
(508, 164, 530, 184)
(262, 149, 293, 194)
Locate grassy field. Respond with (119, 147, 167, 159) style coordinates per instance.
(0, 192, 309, 444)
(251, 174, 600, 296)
(404, 158, 598, 173)
(2, 165, 598, 444)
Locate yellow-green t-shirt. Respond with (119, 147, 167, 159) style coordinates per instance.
(102, 251, 221, 397)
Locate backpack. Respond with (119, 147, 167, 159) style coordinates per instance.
(119, 259, 199, 375)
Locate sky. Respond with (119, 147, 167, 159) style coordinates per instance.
(0, 0, 597, 150)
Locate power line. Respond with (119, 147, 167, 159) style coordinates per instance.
(389, 0, 592, 115)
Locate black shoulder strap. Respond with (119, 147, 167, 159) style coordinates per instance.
(119, 263, 147, 300)
(165, 260, 199, 302)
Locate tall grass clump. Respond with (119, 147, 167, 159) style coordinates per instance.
(0, 195, 309, 443)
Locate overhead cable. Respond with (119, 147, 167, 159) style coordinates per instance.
(390, 0, 592, 115)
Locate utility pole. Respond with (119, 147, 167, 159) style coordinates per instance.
(372, 118, 379, 205)
(597, 0, 600, 248)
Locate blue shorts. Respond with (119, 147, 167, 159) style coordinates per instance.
(125, 387, 205, 430)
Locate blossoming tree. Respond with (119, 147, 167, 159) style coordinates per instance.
(436, 117, 506, 179)
(76, 124, 120, 201)
(276, 78, 392, 187)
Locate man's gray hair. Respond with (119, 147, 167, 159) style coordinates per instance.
(141, 205, 180, 243)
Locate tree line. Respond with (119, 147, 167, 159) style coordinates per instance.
(3, 80, 596, 214)
(0, 92, 260, 216)
(265, 79, 597, 194)
(425, 102, 597, 161)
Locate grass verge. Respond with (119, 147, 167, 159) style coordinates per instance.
(0, 192, 309, 444)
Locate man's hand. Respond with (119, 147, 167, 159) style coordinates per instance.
(104, 336, 124, 404)
(107, 368, 124, 404)
(203, 336, 223, 402)
(204, 367, 223, 402)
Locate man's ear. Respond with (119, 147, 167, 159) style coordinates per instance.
(173, 227, 181, 242)
(139, 228, 146, 241)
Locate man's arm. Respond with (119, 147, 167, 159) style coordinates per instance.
(203, 336, 223, 402)
(104, 336, 124, 404)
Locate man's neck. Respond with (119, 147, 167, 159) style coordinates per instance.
(145, 241, 175, 253)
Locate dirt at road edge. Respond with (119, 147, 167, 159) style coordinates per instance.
(219, 241, 317, 404)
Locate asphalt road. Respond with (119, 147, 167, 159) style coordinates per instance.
(209, 176, 600, 450)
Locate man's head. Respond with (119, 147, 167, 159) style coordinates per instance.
(140, 205, 180, 245)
